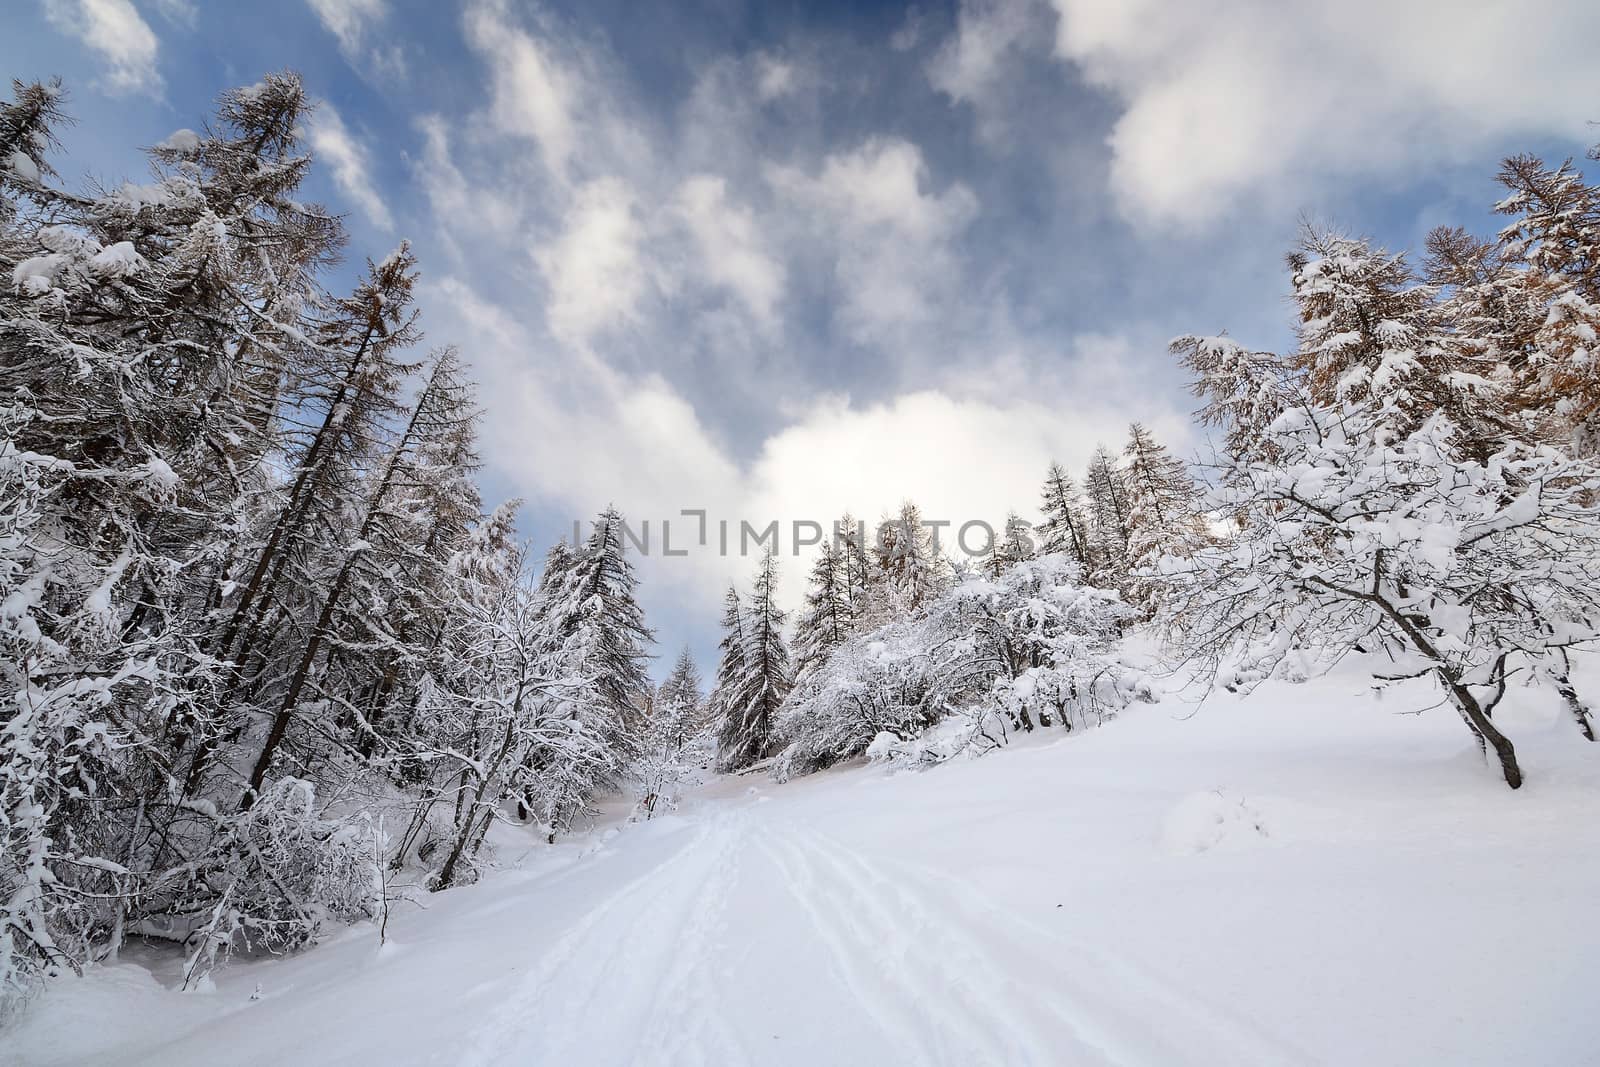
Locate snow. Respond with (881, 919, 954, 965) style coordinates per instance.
(89, 241, 147, 279)
(10, 663, 1600, 1066)
(157, 129, 201, 155)
(4, 150, 40, 182)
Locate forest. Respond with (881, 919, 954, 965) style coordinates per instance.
(4, 67, 1600, 1028)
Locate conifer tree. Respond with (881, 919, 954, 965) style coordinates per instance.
(1038, 463, 1091, 571)
(1083, 446, 1130, 585)
(656, 648, 706, 747)
(793, 542, 854, 682)
(1121, 423, 1209, 610)
(1491, 155, 1600, 452)
(717, 555, 792, 771)
(708, 585, 745, 735)
(984, 512, 1035, 579)
(868, 501, 948, 622)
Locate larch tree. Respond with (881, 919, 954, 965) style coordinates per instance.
(1121, 423, 1209, 611)
(717, 554, 792, 771)
(793, 541, 854, 683)
(1038, 462, 1091, 572)
(1083, 446, 1130, 586)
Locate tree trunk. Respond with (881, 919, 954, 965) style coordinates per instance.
(1440, 670, 1523, 789)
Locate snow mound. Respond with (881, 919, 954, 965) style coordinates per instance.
(1160, 789, 1272, 855)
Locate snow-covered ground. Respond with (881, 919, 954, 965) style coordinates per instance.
(12, 662, 1600, 1066)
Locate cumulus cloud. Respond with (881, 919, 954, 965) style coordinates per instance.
(43, 0, 162, 96)
(1047, 0, 1600, 228)
(309, 102, 394, 232)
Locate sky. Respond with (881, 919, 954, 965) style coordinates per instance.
(7, 0, 1598, 673)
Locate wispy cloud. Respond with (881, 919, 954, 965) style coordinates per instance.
(309, 101, 394, 232)
(43, 0, 162, 96)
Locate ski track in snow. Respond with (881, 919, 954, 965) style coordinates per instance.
(829, 831, 1324, 1067)
(460, 814, 749, 1066)
(463, 804, 1316, 1066)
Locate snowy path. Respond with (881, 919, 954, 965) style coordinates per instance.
(12, 667, 1600, 1066)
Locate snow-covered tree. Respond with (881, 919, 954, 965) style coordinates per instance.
(525, 507, 654, 816)
(865, 501, 949, 624)
(717, 554, 792, 771)
(983, 511, 1035, 579)
(634, 649, 707, 818)
(1121, 423, 1210, 610)
(1083, 446, 1130, 585)
(1490, 155, 1600, 452)
(1160, 392, 1600, 789)
(1037, 462, 1091, 571)
(1169, 335, 1293, 468)
(776, 554, 1147, 777)
(793, 542, 854, 683)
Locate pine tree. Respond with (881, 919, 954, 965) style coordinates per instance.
(981, 511, 1033, 578)
(1037, 463, 1091, 571)
(1491, 155, 1600, 452)
(717, 554, 792, 771)
(1287, 226, 1506, 457)
(1121, 423, 1209, 610)
(1168, 335, 1293, 467)
(708, 585, 745, 738)
(835, 513, 872, 624)
(657, 647, 705, 746)
(867, 501, 948, 622)
(793, 542, 854, 682)
(1083, 446, 1130, 585)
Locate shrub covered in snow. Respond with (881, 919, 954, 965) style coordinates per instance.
(774, 554, 1151, 779)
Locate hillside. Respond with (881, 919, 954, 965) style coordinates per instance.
(13, 663, 1598, 1066)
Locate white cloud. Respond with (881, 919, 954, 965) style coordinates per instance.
(309, 102, 394, 232)
(890, 7, 924, 52)
(927, 0, 1040, 106)
(306, 0, 386, 56)
(535, 177, 651, 347)
(411, 116, 522, 254)
(754, 54, 798, 101)
(672, 175, 785, 328)
(768, 138, 977, 345)
(436, 267, 1189, 613)
(1047, 0, 1600, 228)
(153, 0, 196, 27)
(44, 0, 161, 96)
(463, 0, 579, 178)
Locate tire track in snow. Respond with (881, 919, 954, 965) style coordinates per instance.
(824, 833, 1324, 1067)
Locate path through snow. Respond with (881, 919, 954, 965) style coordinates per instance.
(11, 665, 1600, 1066)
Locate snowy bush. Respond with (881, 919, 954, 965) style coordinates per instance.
(775, 554, 1149, 778)
(1162, 405, 1600, 788)
(171, 779, 382, 988)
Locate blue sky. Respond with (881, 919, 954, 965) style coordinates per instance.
(9, 0, 1597, 673)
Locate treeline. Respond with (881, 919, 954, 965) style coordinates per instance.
(710, 423, 1207, 776)
(0, 74, 657, 1014)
